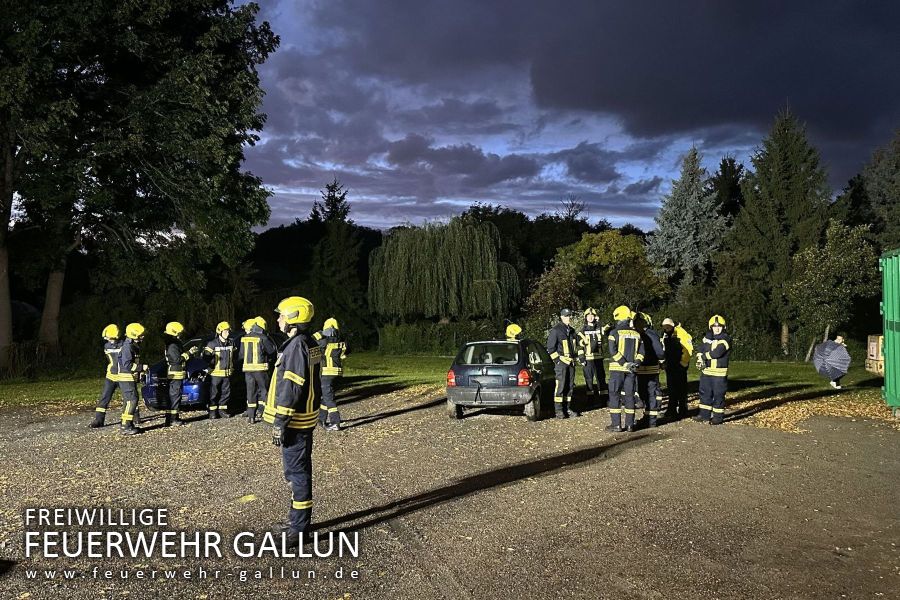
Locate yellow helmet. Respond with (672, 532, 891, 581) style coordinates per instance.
(215, 321, 231, 334)
(101, 324, 120, 339)
(164, 321, 185, 337)
(709, 314, 727, 328)
(636, 312, 652, 327)
(323, 317, 339, 330)
(613, 305, 631, 321)
(242, 318, 255, 332)
(254, 316, 267, 331)
(276, 296, 314, 325)
(125, 323, 145, 340)
(584, 307, 597, 318)
(506, 323, 523, 339)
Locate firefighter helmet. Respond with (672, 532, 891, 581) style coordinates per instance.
(242, 318, 254, 333)
(613, 305, 631, 321)
(584, 307, 597, 318)
(254, 316, 267, 331)
(164, 321, 185, 337)
(276, 296, 314, 325)
(323, 317, 339, 330)
(636, 312, 652, 327)
(709, 315, 727, 328)
(125, 323, 145, 340)
(101, 324, 120, 339)
(506, 323, 523, 339)
(215, 321, 231, 334)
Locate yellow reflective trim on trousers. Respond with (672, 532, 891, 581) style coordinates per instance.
(623, 408, 636, 414)
(247, 403, 257, 408)
(712, 408, 725, 413)
(698, 404, 712, 410)
(609, 407, 622, 414)
(327, 407, 339, 412)
(549, 352, 559, 360)
(284, 371, 305, 386)
(609, 364, 631, 372)
(211, 369, 233, 377)
(702, 367, 728, 376)
(292, 500, 312, 510)
(554, 396, 563, 403)
(322, 367, 343, 376)
(648, 411, 660, 416)
(95, 407, 107, 413)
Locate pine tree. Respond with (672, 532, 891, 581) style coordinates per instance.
(647, 147, 724, 286)
(717, 110, 830, 354)
(309, 221, 369, 340)
(310, 177, 352, 224)
(706, 156, 746, 223)
(862, 130, 900, 250)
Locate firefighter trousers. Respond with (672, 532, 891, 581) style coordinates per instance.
(244, 372, 269, 418)
(698, 375, 727, 423)
(93, 378, 118, 425)
(209, 376, 231, 417)
(582, 358, 605, 398)
(319, 375, 341, 427)
(554, 361, 575, 413)
(282, 428, 314, 534)
(167, 379, 183, 423)
(637, 374, 660, 425)
(608, 370, 636, 428)
(665, 365, 689, 418)
(118, 380, 140, 431)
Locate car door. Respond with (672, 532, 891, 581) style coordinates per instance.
(527, 341, 556, 404)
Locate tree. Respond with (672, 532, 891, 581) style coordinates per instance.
(706, 156, 746, 223)
(368, 219, 520, 321)
(310, 177, 352, 224)
(862, 130, 900, 250)
(830, 174, 878, 232)
(522, 262, 582, 334)
(3, 0, 278, 359)
(647, 148, 724, 286)
(786, 220, 879, 348)
(717, 110, 830, 354)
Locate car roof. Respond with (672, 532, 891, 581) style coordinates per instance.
(465, 339, 524, 344)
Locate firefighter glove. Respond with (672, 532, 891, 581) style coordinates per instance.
(272, 425, 285, 447)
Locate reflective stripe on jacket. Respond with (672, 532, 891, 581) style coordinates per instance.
(607, 319, 645, 373)
(263, 332, 322, 430)
(204, 339, 236, 377)
(104, 341, 122, 381)
(699, 331, 732, 377)
(546, 322, 578, 365)
(238, 326, 276, 373)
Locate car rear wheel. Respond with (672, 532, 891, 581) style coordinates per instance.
(447, 398, 464, 420)
(524, 388, 542, 422)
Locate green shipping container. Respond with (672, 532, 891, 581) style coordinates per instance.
(881, 248, 900, 416)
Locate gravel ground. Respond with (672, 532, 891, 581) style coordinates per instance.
(1, 382, 898, 600)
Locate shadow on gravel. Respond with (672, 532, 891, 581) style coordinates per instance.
(314, 432, 663, 533)
(0, 559, 16, 577)
(725, 388, 841, 422)
(341, 397, 446, 430)
(337, 382, 413, 407)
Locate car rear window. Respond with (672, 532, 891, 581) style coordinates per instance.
(457, 343, 520, 365)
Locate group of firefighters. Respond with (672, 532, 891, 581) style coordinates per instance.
(527, 305, 732, 431)
(90, 307, 347, 436)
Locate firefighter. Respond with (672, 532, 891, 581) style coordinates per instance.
(90, 324, 122, 428)
(661, 318, 693, 420)
(577, 308, 606, 404)
(164, 322, 195, 426)
(633, 312, 665, 428)
(118, 323, 148, 435)
(607, 306, 644, 432)
(546, 308, 578, 418)
(313, 317, 347, 431)
(695, 315, 732, 425)
(203, 321, 236, 419)
(506, 323, 523, 341)
(239, 317, 277, 424)
(263, 296, 322, 545)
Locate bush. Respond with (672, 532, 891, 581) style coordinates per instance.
(378, 320, 501, 355)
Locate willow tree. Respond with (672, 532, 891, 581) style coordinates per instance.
(368, 219, 520, 321)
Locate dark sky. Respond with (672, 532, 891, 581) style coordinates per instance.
(246, 0, 900, 230)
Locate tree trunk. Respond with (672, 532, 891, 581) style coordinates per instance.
(0, 122, 15, 372)
(37, 268, 66, 354)
(780, 322, 789, 356)
(0, 246, 11, 371)
(821, 324, 831, 343)
(804, 337, 816, 363)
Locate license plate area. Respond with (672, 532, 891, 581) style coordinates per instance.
(469, 375, 502, 387)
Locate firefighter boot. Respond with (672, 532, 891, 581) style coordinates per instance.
(554, 399, 567, 419)
(89, 411, 105, 429)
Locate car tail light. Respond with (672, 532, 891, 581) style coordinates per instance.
(447, 369, 456, 387)
(517, 369, 531, 386)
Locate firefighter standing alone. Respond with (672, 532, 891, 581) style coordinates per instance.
(314, 317, 346, 431)
(546, 308, 579, 419)
(695, 315, 732, 425)
(264, 296, 323, 545)
(90, 324, 123, 428)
